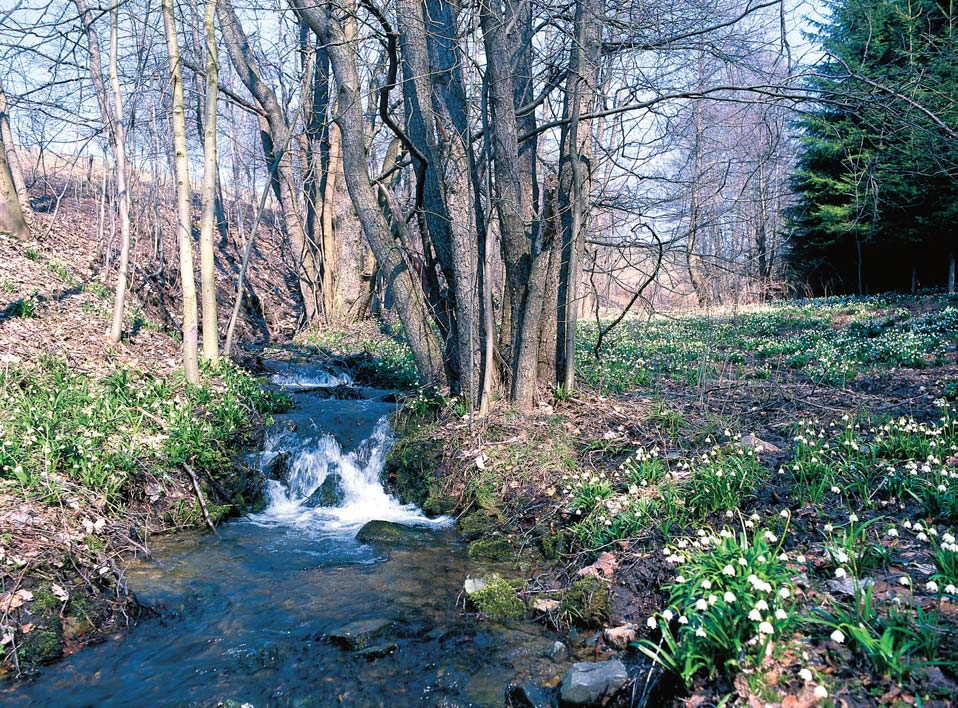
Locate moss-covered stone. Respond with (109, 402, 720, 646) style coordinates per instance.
(466, 575, 525, 621)
(457, 512, 498, 540)
(538, 526, 570, 560)
(384, 434, 443, 511)
(18, 621, 63, 664)
(467, 537, 514, 562)
(355, 520, 433, 545)
(560, 576, 611, 627)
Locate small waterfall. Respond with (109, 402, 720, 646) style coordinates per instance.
(252, 416, 445, 533)
(268, 369, 353, 389)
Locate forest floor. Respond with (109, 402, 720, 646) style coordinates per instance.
(0, 220, 293, 676)
(306, 294, 958, 707)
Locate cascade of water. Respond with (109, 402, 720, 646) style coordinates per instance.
(253, 416, 446, 532)
(269, 369, 353, 389)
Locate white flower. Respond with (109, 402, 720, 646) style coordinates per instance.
(849, 513, 859, 523)
(755, 600, 769, 611)
(824, 524, 833, 533)
(701, 579, 712, 589)
(830, 486, 840, 494)
(780, 509, 790, 518)
(695, 599, 708, 611)
(675, 576, 686, 584)
(796, 555, 806, 563)
(887, 528, 899, 537)
(946, 584, 958, 594)
(723, 591, 736, 603)
(748, 609, 762, 621)
(799, 668, 813, 682)
(758, 621, 774, 635)
(927, 581, 939, 593)
(775, 608, 788, 620)
(814, 685, 828, 699)
(898, 576, 911, 586)
(918, 532, 929, 542)
(695, 627, 707, 637)
(835, 568, 847, 579)
(662, 609, 674, 621)
(830, 629, 845, 643)
(778, 587, 791, 599)
(722, 565, 735, 576)
(678, 615, 688, 625)
(647, 616, 657, 629)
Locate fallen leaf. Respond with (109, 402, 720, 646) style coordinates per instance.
(51, 584, 69, 602)
(577, 551, 618, 578)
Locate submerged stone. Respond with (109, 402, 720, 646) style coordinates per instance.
(328, 618, 394, 651)
(507, 680, 556, 708)
(559, 660, 628, 706)
(356, 642, 399, 660)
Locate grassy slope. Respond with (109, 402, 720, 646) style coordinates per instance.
(378, 294, 958, 707)
(0, 223, 290, 676)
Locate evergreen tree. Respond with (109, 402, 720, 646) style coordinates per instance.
(789, 0, 958, 294)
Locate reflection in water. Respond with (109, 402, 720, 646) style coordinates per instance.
(2, 365, 561, 708)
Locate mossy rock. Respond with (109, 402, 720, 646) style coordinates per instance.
(384, 434, 443, 511)
(18, 620, 63, 665)
(467, 537, 514, 562)
(304, 474, 344, 508)
(560, 576, 611, 628)
(355, 520, 433, 545)
(457, 512, 498, 540)
(466, 575, 525, 621)
(538, 526, 570, 560)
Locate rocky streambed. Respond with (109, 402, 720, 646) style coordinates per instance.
(1, 360, 647, 707)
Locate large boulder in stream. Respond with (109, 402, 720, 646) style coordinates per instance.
(355, 520, 432, 545)
(303, 474, 345, 508)
(559, 660, 628, 706)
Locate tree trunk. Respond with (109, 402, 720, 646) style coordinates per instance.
(292, 0, 446, 386)
(0, 80, 27, 211)
(949, 251, 955, 294)
(0, 128, 28, 238)
(106, 2, 132, 344)
(556, 0, 604, 390)
(199, 0, 219, 362)
(74, 0, 133, 343)
(217, 0, 320, 327)
(162, 0, 201, 383)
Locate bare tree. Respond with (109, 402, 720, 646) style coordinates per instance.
(162, 0, 201, 382)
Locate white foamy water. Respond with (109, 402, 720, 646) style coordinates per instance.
(268, 369, 353, 389)
(251, 417, 449, 534)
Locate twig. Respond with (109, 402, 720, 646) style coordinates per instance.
(183, 462, 219, 536)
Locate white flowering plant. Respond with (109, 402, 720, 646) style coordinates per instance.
(687, 444, 767, 516)
(638, 523, 797, 684)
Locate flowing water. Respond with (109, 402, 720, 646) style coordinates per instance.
(3, 362, 562, 708)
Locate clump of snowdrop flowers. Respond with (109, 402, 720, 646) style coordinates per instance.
(637, 523, 797, 684)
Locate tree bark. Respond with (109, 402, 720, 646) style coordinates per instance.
(292, 0, 446, 386)
(0, 80, 27, 211)
(949, 251, 955, 294)
(199, 0, 219, 362)
(217, 0, 320, 326)
(0, 127, 28, 239)
(74, 0, 133, 343)
(162, 0, 201, 383)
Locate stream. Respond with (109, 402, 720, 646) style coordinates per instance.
(3, 362, 562, 708)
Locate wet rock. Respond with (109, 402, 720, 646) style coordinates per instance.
(457, 512, 498, 540)
(546, 640, 569, 662)
(356, 642, 398, 660)
(303, 474, 344, 508)
(355, 520, 431, 545)
(507, 679, 556, 708)
(559, 660, 628, 706)
(260, 451, 289, 480)
(603, 623, 638, 649)
(328, 618, 394, 650)
(825, 576, 873, 597)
